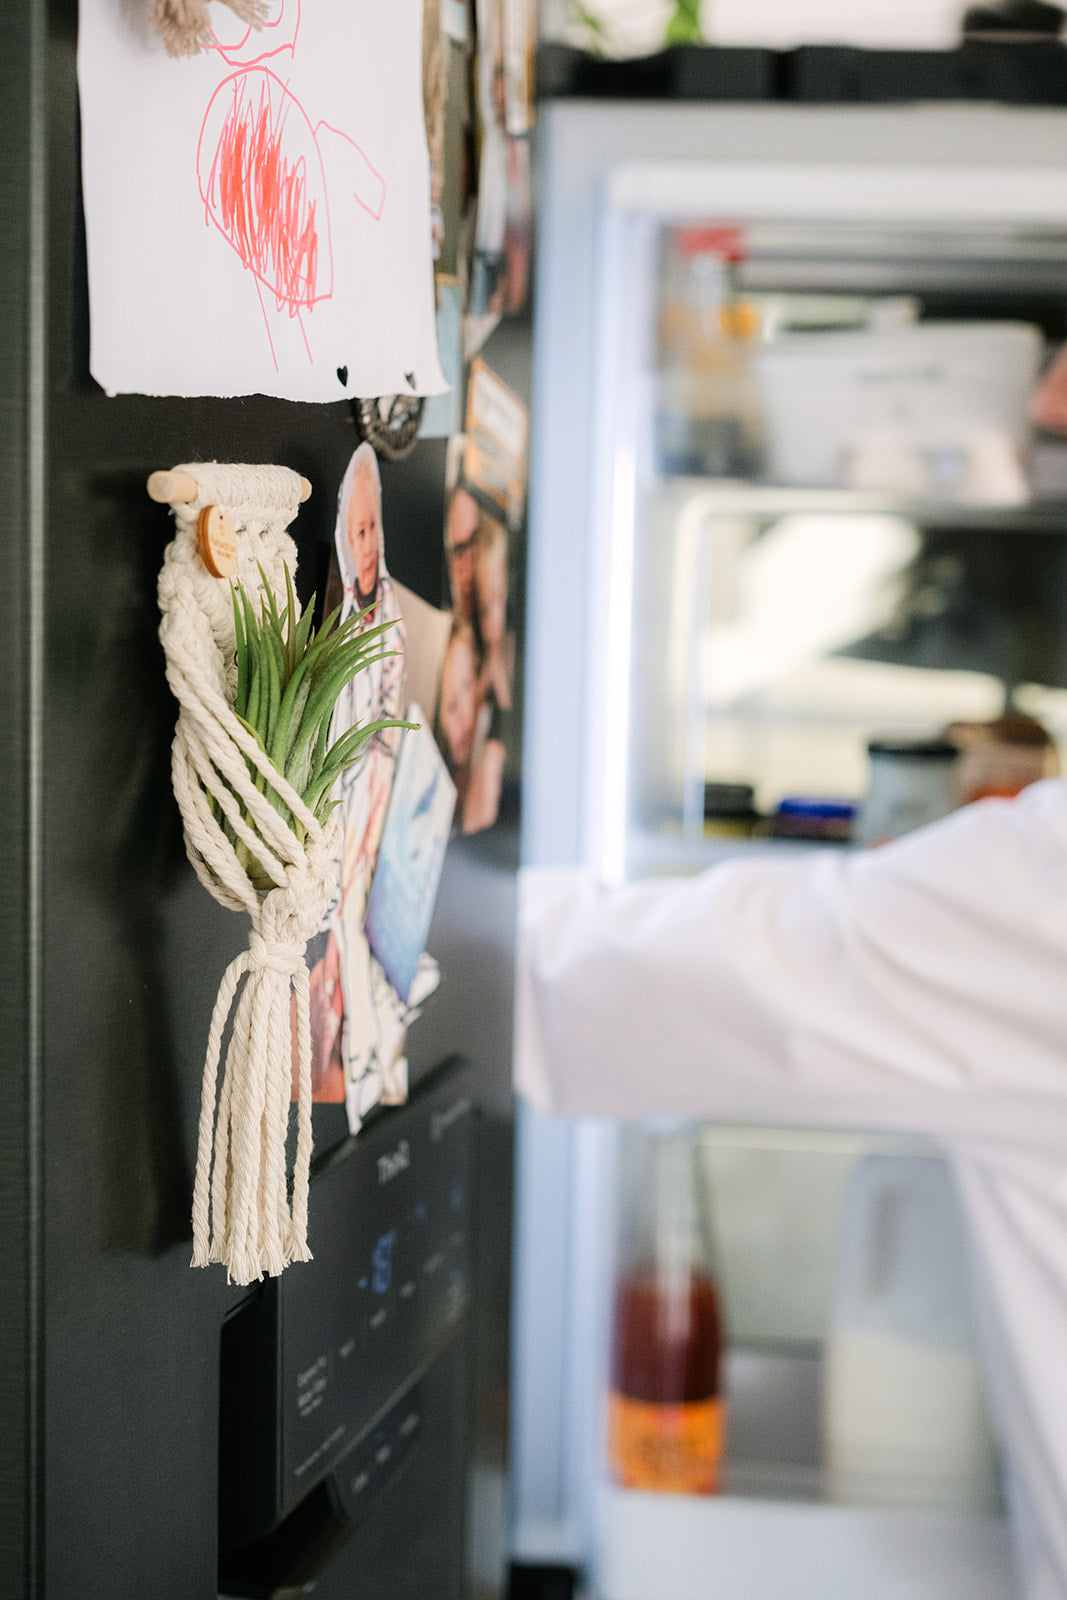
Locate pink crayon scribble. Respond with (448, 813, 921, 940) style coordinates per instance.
(208, 0, 302, 68)
(314, 121, 387, 222)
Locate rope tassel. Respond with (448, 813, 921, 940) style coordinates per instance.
(156, 463, 339, 1284)
(191, 916, 315, 1281)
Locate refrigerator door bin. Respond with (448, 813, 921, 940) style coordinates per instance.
(511, 1114, 1010, 1593)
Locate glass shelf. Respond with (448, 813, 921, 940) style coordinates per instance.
(591, 1483, 1017, 1600)
(644, 476, 1067, 532)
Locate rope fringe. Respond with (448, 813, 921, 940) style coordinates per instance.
(152, 0, 270, 59)
(158, 462, 335, 1284)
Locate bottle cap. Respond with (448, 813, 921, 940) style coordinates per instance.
(867, 738, 959, 762)
(703, 781, 757, 818)
(776, 798, 855, 820)
(675, 224, 746, 262)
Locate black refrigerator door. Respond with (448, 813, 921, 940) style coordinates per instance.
(0, 2, 524, 1595)
(218, 1061, 477, 1600)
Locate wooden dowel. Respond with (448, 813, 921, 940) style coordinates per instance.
(146, 469, 313, 504)
(147, 469, 198, 504)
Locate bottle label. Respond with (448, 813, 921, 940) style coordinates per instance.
(607, 1392, 725, 1494)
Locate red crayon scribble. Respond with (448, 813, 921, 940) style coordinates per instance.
(199, 70, 329, 315)
(196, 59, 386, 368)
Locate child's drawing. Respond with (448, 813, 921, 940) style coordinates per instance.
(78, 0, 446, 402)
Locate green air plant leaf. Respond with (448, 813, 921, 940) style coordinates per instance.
(219, 565, 417, 890)
(665, 0, 702, 44)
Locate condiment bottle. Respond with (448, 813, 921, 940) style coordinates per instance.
(656, 224, 765, 480)
(608, 1122, 726, 1494)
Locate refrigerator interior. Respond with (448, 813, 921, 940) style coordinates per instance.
(514, 99, 1067, 1597)
(514, 1117, 1011, 1600)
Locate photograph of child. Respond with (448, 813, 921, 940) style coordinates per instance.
(439, 618, 480, 770)
(470, 0, 531, 319)
(422, 0, 472, 288)
(364, 712, 457, 1005)
(445, 481, 480, 620)
(438, 476, 514, 834)
(473, 510, 512, 712)
(298, 926, 345, 1102)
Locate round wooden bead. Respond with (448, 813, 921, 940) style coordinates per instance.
(197, 504, 238, 579)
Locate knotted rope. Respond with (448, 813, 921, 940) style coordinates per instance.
(152, 0, 269, 58)
(157, 463, 338, 1284)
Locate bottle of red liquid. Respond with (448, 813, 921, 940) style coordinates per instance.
(608, 1122, 725, 1494)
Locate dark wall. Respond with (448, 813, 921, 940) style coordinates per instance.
(0, 0, 527, 1595)
(0, 0, 44, 1593)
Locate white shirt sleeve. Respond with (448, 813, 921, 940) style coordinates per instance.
(517, 777, 1067, 1600)
(517, 778, 1067, 1157)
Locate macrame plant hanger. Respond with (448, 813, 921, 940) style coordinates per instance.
(154, 462, 334, 1286)
(152, 0, 269, 58)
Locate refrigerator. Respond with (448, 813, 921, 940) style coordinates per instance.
(513, 81, 1067, 1600)
(1, 4, 525, 1597)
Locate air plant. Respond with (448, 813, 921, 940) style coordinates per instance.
(665, 0, 702, 45)
(223, 563, 415, 889)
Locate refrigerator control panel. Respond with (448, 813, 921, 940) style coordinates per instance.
(219, 1059, 474, 1553)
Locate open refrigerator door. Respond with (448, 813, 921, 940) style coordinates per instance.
(513, 96, 1067, 1600)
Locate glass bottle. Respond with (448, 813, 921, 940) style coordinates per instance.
(656, 223, 765, 481)
(608, 1121, 726, 1494)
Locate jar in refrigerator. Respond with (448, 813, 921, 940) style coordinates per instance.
(855, 738, 961, 848)
(823, 1153, 999, 1511)
(608, 1123, 726, 1494)
(656, 224, 765, 480)
(768, 797, 856, 844)
(946, 711, 1060, 805)
(703, 780, 760, 839)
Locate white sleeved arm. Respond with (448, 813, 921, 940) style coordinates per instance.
(516, 779, 1067, 1155)
(519, 779, 1067, 1600)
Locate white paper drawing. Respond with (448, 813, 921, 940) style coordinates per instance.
(78, 0, 448, 402)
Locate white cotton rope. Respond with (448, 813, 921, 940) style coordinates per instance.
(157, 462, 340, 1285)
(152, 0, 269, 58)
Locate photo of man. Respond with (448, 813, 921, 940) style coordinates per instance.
(300, 442, 407, 1114)
(332, 442, 406, 884)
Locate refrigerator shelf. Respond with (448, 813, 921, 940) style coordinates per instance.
(592, 1485, 1017, 1600)
(643, 478, 1067, 535)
